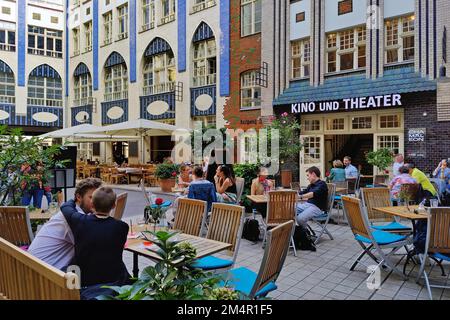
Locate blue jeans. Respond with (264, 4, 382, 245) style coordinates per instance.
(296, 202, 323, 227)
(21, 188, 45, 208)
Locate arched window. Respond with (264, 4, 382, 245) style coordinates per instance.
(240, 70, 261, 109)
(27, 64, 62, 107)
(0, 60, 14, 104)
(104, 52, 128, 101)
(192, 22, 216, 87)
(73, 63, 92, 106)
(143, 38, 175, 95)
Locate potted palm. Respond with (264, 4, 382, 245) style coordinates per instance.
(155, 162, 179, 192)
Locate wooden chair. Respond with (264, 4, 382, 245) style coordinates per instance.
(173, 198, 207, 237)
(111, 193, 128, 220)
(0, 237, 80, 300)
(110, 168, 127, 184)
(224, 220, 294, 299)
(190, 203, 245, 271)
(341, 196, 409, 278)
(264, 190, 297, 256)
(144, 167, 157, 187)
(0, 207, 34, 247)
(400, 183, 421, 204)
(100, 167, 112, 183)
(416, 207, 450, 299)
(311, 183, 336, 244)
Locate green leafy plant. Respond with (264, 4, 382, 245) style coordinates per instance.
(154, 162, 180, 180)
(365, 148, 394, 172)
(234, 163, 261, 210)
(99, 230, 241, 300)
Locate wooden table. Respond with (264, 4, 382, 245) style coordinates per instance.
(246, 194, 304, 204)
(29, 207, 59, 220)
(125, 227, 232, 277)
(373, 205, 427, 220)
(336, 187, 348, 193)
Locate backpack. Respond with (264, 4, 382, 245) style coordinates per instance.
(293, 225, 316, 251)
(242, 218, 260, 242)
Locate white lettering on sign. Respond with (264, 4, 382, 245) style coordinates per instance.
(290, 94, 402, 114)
(408, 128, 426, 142)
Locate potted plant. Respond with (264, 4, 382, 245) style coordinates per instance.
(365, 148, 394, 184)
(155, 162, 179, 192)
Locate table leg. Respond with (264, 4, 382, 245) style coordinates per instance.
(133, 253, 139, 278)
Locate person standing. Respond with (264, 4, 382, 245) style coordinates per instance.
(343, 156, 359, 179)
(392, 154, 404, 177)
(328, 160, 346, 183)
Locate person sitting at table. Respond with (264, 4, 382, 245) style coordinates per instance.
(188, 166, 217, 212)
(120, 160, 129, 168)
(178, 164, 192, 188)
(250, 167, 274, 218)
(343, 156, 359, 179)
(28, 178, 103, 270)
(404, 159, 437, 199)
(328, 160, 346, 183)
(62, 186, 131, 299)
(296, 166, 328, 227)
(215, 165, 237, 203)
(388, 166, 418, 200)
(432, 159, 450, 195)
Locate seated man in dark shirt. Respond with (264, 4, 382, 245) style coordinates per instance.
(296, 166, 328, 227)
(62, 186, 131, 299)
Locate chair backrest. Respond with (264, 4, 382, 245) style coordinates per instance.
(249, 220, 294, 299)
(0, 207, 34, 247)
(266, 190, 297, 224)
(173, 198, 207, 236)
(346, 178, 358, 194)
(361, 187, 392, 222)
(341, 196, 370, 239)
(112, 193, 128, 220)
(235, 177, 245, 203)
(325, 183, 336, 213)
(207, 203, 245, 261)
(426, 207, 450, 254)
(0, 237, 80, 300)
(139, 179, 151, 206)
(374, 174, 388, 185)
(334, 180, 349, 193)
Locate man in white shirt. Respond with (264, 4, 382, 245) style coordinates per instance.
(28, 178, 102, 270)
(392, 154, 404, 177)
(344, 156, 359, 179)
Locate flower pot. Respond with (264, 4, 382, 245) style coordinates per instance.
(281, 169, 292, 188)
(159, 178, 176, 192)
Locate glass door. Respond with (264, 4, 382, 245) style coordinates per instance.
(299, 135, 324, 186)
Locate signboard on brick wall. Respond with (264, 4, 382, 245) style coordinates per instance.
(408, 128, 426, 142)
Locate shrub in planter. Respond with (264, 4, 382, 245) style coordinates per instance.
(155, 163, 180, 192)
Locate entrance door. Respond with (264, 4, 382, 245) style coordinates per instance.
(373, 133, 404, 176)
(299, 135, 324, 186)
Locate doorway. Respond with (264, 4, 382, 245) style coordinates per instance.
(112, 141, 129, 165)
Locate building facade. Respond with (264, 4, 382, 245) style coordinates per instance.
(0, 0, 65, 135)
(273, 0, 450, 184)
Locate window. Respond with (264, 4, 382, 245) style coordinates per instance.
(73, 73, 92, 106)
(160, 0, 176, 25)
(141, 0, 155, 31)
(296, 12, 305, 23)
(32, 13, 41, 20)
(303, 119, 321, 131)
(105, 0, 110, 5)
(86, 7, 90, 15)
(241, 0, 261, 37)
(72, 28, 79, 55)
(0, 70, 14, 104)
(385, 15, 415, 64)
(303, 136, 321, 163)
(377, 135, 400, 155)
(2, 7, 11, 14)
(379, 115, 400, 128)
(326, 26, 366, 73)
(28, 76, 62, 107)
(117, 4, 128, 40)
(338, 0, 352, 15)
(192, 39, 216, 87)
(0, 29, 15, 52)
(326, 118, 345, 130)
(103, 12, 112, 45)
(84, 21, 92, 52)
(51, 16, 58, 24)
(143, 51, 176, 95)
(352, 116, 372, 129)
(192, 0, 216, 13)
(240, 70, 261, 109)
(28, 26, 63, 58)
(291, 38, 310, 79)
(104, 64, 128, 101)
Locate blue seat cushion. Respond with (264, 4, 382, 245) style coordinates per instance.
(355, 229, 407, 245)
(222, 267, 277, 298)
(431, 252, 450, 262)
(372, 221, 412, 231)
(150, 200, 171, 208)
(366, 184, 374, 188)
(334, 195, 342, 201)
(191, 255, 233, 270)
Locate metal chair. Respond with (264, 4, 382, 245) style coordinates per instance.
(235, 177, 245, 204)
(0, 206, 34, 247)
(416, 207, 450, 299)
(311, 183, 336, 244)
(111, 192, 128, 220)
(341, 196, 410, 279)
(173, 198, 207, 237)
(222, 220, 294, 299)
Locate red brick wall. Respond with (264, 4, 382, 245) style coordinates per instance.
(223, 0, 263, 130)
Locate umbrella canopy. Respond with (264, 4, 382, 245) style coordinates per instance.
(40, 124, 102, 138)
(83, 118, 179, 137)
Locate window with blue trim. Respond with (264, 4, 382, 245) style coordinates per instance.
(143, 51, 176, 95)
(0, 68, 14, 104)
(160, 0, 175, 25)
(104, 54, 128, 102)
(74, 73, 92, 107)
(27, 69, 62, 107)
(117, 4, 128, 40)
(192, 38, 216, 87)
(0, 28, 15, 52)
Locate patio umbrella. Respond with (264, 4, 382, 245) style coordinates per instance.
(39, 124, 102, 139)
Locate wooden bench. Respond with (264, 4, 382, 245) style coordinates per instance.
(0, 237, 80, 300)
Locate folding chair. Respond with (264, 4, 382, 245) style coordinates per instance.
(333, 180, 348, 224)
(341, 196, 410, 279)
(416, 207, 450, 300)
(311, 183, 336, 244)
(222, 220, 294, 299)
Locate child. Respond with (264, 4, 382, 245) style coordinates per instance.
(61, 186, 130, 299)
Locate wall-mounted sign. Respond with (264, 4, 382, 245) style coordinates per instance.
(408, 128, 426, 142)
(290, 94, 402, 114)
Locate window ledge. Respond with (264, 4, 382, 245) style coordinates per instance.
(239, 107, 261, 112)
(325, 68, 365, 77)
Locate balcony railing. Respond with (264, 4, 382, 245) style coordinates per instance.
(47, 50, 63, 58)
(27, 97, 63, 107)
(73, 96, 94, 107)
(141, 22, 155, 32)
(84, 45, 92, 52)
(103, 37, 112, 46)
(142, 82, 175, 96)
(192, 0, 216, 13)
(159, 14, 175, 25)
(104, 91, 128, 102)
(117, 32, 128, 41)
(0, 43, 16, 52)
(192, 74, 216, 88)
(0, 96, 15, 104)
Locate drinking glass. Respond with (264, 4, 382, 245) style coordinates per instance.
(430, 199, 439, 208)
